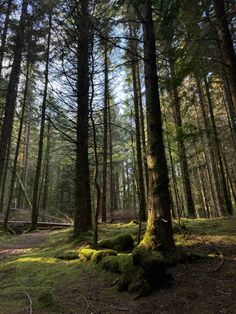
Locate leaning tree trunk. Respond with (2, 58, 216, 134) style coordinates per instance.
(213, 0, 236, 112)
(73, 0, 92, 237)
(30, 13, 52, 230)
(0, 0, 29, 191)
(139, 1, 175, 250)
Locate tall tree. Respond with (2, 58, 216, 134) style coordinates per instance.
(73, 0, 92, 237)
(138, 1, 175, 249)
(0, 0, 13, 77)
(0, 0, 29, 191)
(129, 22, 146, 221)
(213, 0, 236, 111)
(30, 11, 52, 230)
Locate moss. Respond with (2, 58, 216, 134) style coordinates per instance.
(91, 249, 117, 263)
(101, 256, 120, 273)
(54, 251, 80, 261)
(101, 254, 132, 273)
(38, 290, 58, 309)
(79, 248, 97, 261)
(132, 246, 167, 288)
(98, 233, 134, 252)
(140, 232, 157, 250)
(132, 246, 164, 266)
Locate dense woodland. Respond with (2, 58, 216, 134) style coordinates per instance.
(0, 0, 236, 311)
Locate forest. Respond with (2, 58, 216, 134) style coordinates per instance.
(0, 0, 236, 313)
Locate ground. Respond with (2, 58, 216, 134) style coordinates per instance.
(0, 218, 235, 314)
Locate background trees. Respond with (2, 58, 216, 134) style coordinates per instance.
(0, 0, 235, 247)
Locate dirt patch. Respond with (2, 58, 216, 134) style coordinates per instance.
(0, 231, 49, 260)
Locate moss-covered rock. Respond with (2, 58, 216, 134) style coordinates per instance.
(98, 233, 134, 252)
(91, 249, 117, 263)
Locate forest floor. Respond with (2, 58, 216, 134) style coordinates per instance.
(0, 218, 235, 314)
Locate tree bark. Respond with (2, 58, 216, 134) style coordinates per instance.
(0, 0, 29, 191)
(101, 40, 108, 223)
(0, 0, 12, 77)
(129, 22, 146, 222)
(169, 62, 196, 217)
(204, 76, 233, 215)
(73, 0, 92, 236)
(139, 1, 175, 250)
(30, 12, 52, 230)
(42, 121, 51, 215)
(3, 57, 30, 231)
(213, 0, 236, 111)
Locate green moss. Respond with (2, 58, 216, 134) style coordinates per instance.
(98, 233, 134, 252)
(38, 290, 58, 309)
(54, 251, 80, 260)
(101, 254, 132, 273)
(132, 246, 164, 265)
(140, 232, 157, 250)
(91, 249, 117, 263)
(79, 248, 97, 261)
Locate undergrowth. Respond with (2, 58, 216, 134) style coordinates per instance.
(0, 218, 235, 313)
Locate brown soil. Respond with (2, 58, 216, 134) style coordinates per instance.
(0, 231, 49, 260)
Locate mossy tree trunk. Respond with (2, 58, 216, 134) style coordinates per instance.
(138, 1, 175, 250)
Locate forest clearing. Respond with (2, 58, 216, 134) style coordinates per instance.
(0, 0, 236, 313)
(0, 218, 236, 314)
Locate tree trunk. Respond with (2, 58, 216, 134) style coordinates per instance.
(108, 97, 114, 220)
(0, 0, 12, 77)
(30, 13, 52, 230)
(73, 0, 92, 236)
(3, 58, 30, 231)
(196, 77, 224, 216)
(213, 0, 236, 111)
(129, 22, 146, 222)
(137, 63, 149, 195)
(169, 62, 195, 217)
(0, 0, 29, 190)
(139, 1, 175, 250)
(101, 40, 108, 223)
(204, 76, 233, 215)
(42, 121, 51, 216)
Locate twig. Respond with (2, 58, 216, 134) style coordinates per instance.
(2, 291, 33, 314)
(111, 305, 131, 311)
(76, 294, 90, 314)
(207, 245, 224, 273)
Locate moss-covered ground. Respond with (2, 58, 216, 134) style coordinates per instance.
(0, 217, 235, 313)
